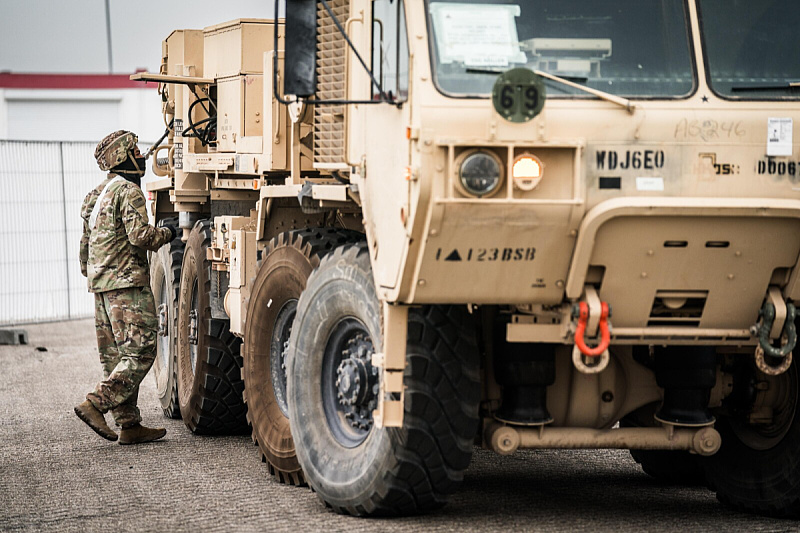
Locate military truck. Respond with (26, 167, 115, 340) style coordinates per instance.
(134, 0, 800, 517)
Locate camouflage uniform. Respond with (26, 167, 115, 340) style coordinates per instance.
(80, 131, 172, 428)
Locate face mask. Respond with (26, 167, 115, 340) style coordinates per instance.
(131, 155, 147, 175)
(113, 151, 147, 186)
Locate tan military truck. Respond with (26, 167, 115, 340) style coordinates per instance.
(135, 0, 800, 517)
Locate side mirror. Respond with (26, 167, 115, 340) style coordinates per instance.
(284, 0, 317, 97)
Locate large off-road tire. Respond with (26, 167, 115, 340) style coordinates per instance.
(287, 242, 481, 516)
(242, 228, 363, 485)
(149, 217, 184, 418)
(621, 406, 706, 486)
(177, 220, 248, 434)
(704, 362, 800, 517)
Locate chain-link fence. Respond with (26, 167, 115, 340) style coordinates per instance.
(0, 140, 152, 325)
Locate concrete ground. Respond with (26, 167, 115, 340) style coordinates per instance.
(0, 319, 795, 532)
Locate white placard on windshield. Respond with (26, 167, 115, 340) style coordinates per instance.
(430, 3, 526, 68)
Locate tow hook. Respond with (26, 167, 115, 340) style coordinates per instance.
(752, 288, 796, 376)
(571, 288, 612, 374)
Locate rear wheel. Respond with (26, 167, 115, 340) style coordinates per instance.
(287, 243, 481, 516)
(177, 220, 248, 434)
(705, 361, 800, 517)
(242, 228, 363, 485)
(149, 217, 184, 418)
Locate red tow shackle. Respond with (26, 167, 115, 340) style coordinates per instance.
(574, 301, 611, 357)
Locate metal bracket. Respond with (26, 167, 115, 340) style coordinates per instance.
(130, 72, 215, 86)
(584, 285, 602, 337)
(768, 286, 787, 340)
(372, 302, 408, 429)
(255, 197, 271, 241)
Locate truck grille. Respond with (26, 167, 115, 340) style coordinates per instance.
(314, 0, 349, 166)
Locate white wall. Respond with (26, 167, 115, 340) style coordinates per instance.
(0, 141, 101, 325)
(0, 138, 161, 326)
(0, 88, 164, 143)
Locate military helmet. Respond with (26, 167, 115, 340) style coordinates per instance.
(94, 130, 139, 171)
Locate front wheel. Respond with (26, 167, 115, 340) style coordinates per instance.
(287, 243, 481, 516)
(704, 360, 800, 516)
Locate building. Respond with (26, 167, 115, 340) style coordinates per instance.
(0, 0, 270, 143)
(0, 72, 162, 142)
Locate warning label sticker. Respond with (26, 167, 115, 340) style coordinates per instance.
(767, 117, 793, 157)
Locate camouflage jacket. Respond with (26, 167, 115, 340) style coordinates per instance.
(80, 173, 171, 293)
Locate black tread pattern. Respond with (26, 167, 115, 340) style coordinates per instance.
(266, 463, 304, 486)
(157, 217, 184, 419)
(307, 243, 481, 516)
(288, 227, 366, 264)
(354, 305, 480, 516)
(182, 220, 249, 435)
(242, 227, 364, 485)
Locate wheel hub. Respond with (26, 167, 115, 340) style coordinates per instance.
(155, 276, 170, 389)
(334, 334, 379, 431)
(270, 300, 297, 418)
(731, 366, 798, 450)
(188, 309, 199, 345)
(157, 303, 168, 337)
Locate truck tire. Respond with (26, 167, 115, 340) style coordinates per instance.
(287, 242, 481, 516)
(149, 217, 184, 418)
(620, 408, 705, 486)
(176, 220, 248, 434)
(242, 228, 364, 485)
(704, 363, 800, 517)
(628, 448, 705, 486)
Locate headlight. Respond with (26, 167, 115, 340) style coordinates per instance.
(458, 151, 503, 197)
(512, 154, 544, 191)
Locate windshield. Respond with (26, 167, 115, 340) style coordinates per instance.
(427, 0, 695, 98)
(698, 0, 800, 99)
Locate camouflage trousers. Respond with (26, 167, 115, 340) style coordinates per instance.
(86, 286, 157, 428)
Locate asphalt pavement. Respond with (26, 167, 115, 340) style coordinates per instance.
(0, 319, 795, 532)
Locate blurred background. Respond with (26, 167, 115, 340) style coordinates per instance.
(0, 0, 273, 325)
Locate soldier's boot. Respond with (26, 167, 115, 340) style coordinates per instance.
(119, 424, 166, 445)
(74, 400, 118, 441)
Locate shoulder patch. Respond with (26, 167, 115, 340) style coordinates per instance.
(131, 195, 146, 208)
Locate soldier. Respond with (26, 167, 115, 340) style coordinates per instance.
(74, 130, 177, 444)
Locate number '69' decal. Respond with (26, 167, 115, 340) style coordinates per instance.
(492, 68, 546, 123)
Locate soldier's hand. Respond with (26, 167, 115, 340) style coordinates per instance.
(164, 225, 178, 242)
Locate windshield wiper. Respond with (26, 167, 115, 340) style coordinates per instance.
(731, 82, 800, 92)
(466, 67, 635, 113)
(466, 67, 587, 83)
(533, 70, 634, 113)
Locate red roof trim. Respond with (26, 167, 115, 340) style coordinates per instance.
(0, 72, 157, 90)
